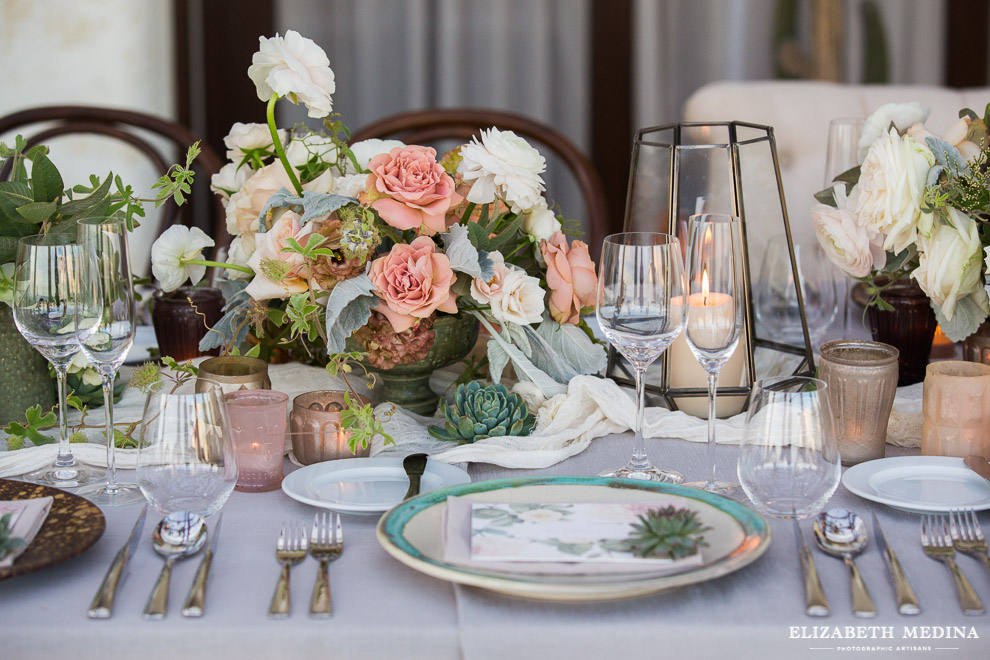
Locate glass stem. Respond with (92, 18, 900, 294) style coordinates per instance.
(53, 365, 74, 468)
(629, 366, 649, 470)
(102, 372, 119, 495)
(706, 369, 720, 487)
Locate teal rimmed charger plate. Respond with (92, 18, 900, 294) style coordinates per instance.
(377, 476, 771, 601)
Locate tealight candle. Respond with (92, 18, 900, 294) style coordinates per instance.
(225, 390, 289, 492)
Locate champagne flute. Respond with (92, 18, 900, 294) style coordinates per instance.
(682, 214, 745, 498)
(75, 216, 144, 505)
(12, 234, 100, 487)
(824, 118, 864, 336)
(596, 232, 686, 482)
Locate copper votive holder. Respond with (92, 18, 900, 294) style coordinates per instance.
(922, 361, 990, 458)
(289, 391, 372, 465)
(195, 356, 272, 394)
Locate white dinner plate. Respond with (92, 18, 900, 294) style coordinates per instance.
(842, 456, 990, 514)
(124, 325, 158, 364)
(282, 457, 471, 515)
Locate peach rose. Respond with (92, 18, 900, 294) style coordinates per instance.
(245, 211, 314, 301)
(368, 236, 458, 332)
(364, 145, 461, 235)
(540, 232, 597, 325)
(225, 162, 295, 235)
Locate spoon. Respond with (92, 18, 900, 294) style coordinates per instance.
(813, 508, 877, 618)
(402, 453, 429, 501)
(143, 512, 208, 620)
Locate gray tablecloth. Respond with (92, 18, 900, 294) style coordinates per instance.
(1, 437, 988, 660)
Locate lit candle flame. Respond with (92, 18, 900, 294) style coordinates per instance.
(701, 268, 709, 305)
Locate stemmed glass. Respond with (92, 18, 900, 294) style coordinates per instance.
(596, 232, 686, 482)
(682, 214, 745, 498)
(737, 377, 840, 518)
(75, 216, 144, 505)
(824, 118, 864, 335)
(12, 235, 100, 487)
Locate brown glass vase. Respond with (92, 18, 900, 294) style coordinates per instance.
(866, 279, 937, 386)
(151, 286, 224, 361)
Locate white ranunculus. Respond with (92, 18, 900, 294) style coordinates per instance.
(67, 353, 102, 387)
(151, 225, 216, 292)
(248, 31, 336, 118)
(347, 139, 405, 173)
(223, 122, 286, 163)
(226, 233, 257, 281)
(470, 251, 508, 305)
(457, 127, 546, 213)
(520, 197, 561, 243)
(911, 206, 984, 321)
(489, 267, 545, 326)
(858, 102, 931, 162)
(331, 173, 370, 198)
(285, 133, 338, 169)
(210, 162, 253, 202)
(0, 262, 13, 307)
(855, 129, 935, 254)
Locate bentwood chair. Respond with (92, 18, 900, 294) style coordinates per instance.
(350, 108, 609, 256)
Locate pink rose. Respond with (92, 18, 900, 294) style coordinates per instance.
(368, 236, 458, 332)
(540, 232, 597, 325)
(364, 145, 462, 235)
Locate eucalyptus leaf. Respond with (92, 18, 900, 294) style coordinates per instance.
(324, 273, 377, 353)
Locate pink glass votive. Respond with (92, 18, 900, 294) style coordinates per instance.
(225, 390, 289, 492)
(921, 361, 990, 458)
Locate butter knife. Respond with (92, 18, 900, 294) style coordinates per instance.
(182, 514, 222, 617)
(793, 517, 830, 616)
(87, 504, 148, 619)
(872, 511, 921, 615)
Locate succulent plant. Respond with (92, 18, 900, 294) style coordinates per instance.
(429, 381, 535, 444)
(353, 311, 435, 370)
(622, 506, 711, 560)
(0, 513, 25, 560)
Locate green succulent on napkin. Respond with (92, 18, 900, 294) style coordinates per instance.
(622, 506, 711, 560)
(0, 513, 26, 560)
(429, 381, 535, 444)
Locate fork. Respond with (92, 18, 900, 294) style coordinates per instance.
(949, 508, 990, 574)
(921, 514, 984, 615)
(309, 512, 343, 618)
(268, 521, 308, 619)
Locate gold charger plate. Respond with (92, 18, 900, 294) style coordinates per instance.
(0, 478, 106, 580)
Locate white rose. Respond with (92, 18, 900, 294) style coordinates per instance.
(226, 233, 256, 281)
(858, 102, 931, 162)
(911, 206, 985, 321)
(248, 30, 335, 118)
(470, 251, 508, 304)
(812, 187, 883, 278)
(285, 133, 338, 169)
(151, 225, 215, 293)
(331, 173, 369, 198)
(855, 129, 934, 254)
(210, 162, 253, 203)
(457, 127, 546, 213)
(223, 122, 286, 163)
(347, 139, 405, 173)
(520, 198, 562, 243)
(489, 268, 545, 326)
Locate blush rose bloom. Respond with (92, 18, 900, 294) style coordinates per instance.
(245, 211, 314, 300)
(540, 232, 597, 324)
(364, 145, 461, 235)
(225, 162, 295, 235)
(489, 268, 546, 326)
(368, 236, 458, 332)
(470, 251, 508, 305)
(812, 185, 886, 278)
(908, 117, 982, 161)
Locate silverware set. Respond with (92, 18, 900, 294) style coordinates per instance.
(269, 513, 344, 619)
(795, 507, 988, 617)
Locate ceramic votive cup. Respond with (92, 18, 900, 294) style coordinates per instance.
(196, 356, 272, 394)
(922, 361, 990, 458)
(225, 390, 289, 492)
(289, 391, 372, 465)
(818, 340, 899, 465)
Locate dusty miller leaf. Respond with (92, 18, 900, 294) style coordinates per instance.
(934, 292, 990, 342)
(324, 274, 377, 353)
(442, 224, 494, 281)
(472, 311, 565, 398)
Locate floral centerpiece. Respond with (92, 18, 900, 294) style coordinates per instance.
(812, 101, 990, 342)
(152, 30, 606, 420)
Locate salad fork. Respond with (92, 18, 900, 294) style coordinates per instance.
(920, 514, 984, 615)
(268, 522, 308, 619)
(309, 512, 343, 618)
(949, 508, 990, 573)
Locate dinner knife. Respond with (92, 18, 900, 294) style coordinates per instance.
(182, 513, 223, 617)
(793, 516, 830, 617)
(87, 504, 148, 619)
(871, 511, 921, 615)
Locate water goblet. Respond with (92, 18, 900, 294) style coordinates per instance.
(596, 232, 686, 482)
(75, 216, 144, 505)
(12, 234, 100, 487)
(681, 214, 745, 498)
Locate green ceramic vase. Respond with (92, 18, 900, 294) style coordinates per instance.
(0, 304, 57, 426)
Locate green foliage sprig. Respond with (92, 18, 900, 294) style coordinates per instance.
(325, 351, 394, 452)
(0, 513, 26, 560)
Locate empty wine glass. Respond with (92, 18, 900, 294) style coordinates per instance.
(12, 234, 100, 487)
(137, 382, 238, 517)
(737, 376, 841, 519)
(75, 216, 144, 506)
(682, 214, 745, 498)
(596, 232, 686, 482)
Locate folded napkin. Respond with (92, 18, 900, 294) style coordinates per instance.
(0, 497, 53, 568)
(442, 496, 704, 575)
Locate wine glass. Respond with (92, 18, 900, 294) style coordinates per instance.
(75, 216, 144, 505)
(737, 376, 841, 518)
(12, 234, 100, 487)
(596, 232, 686, 482)
(824, 118, 864, 335)
(681, 214, 745, 498)
(137, 382, 238, 517)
